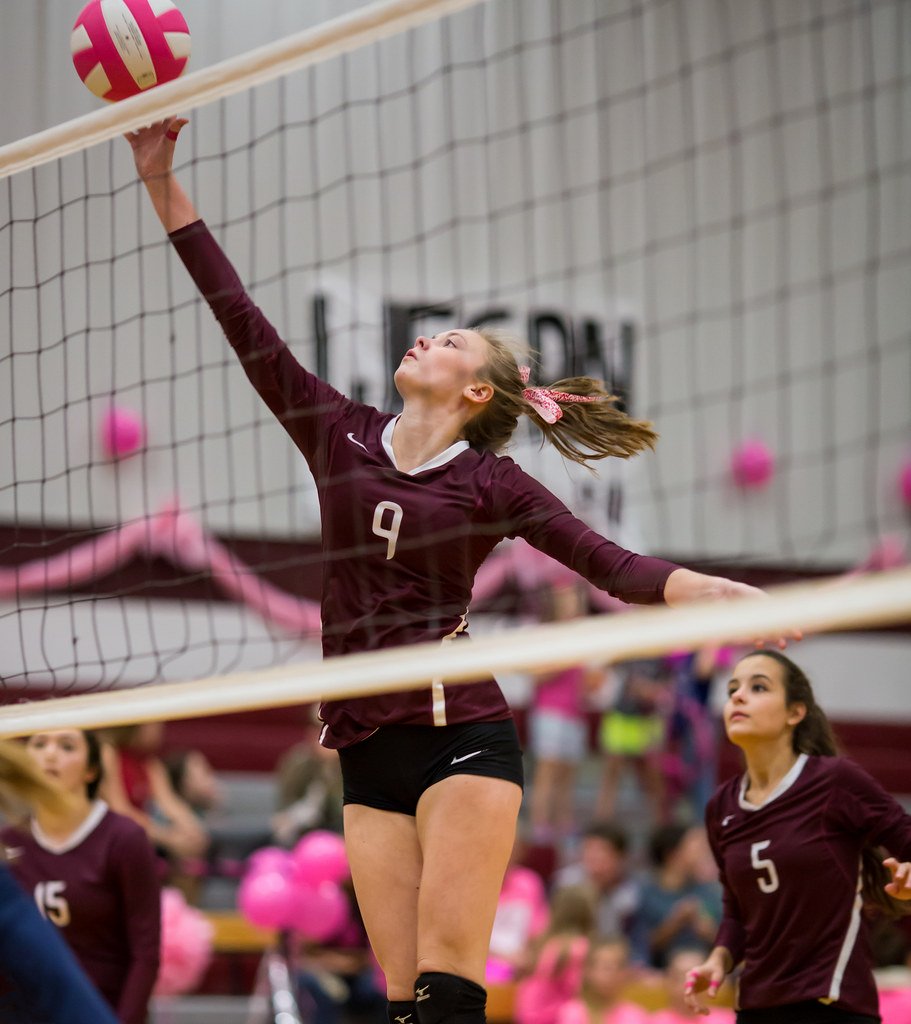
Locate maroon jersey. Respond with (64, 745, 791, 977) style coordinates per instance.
(170, 220, 678, 747)
(706, 754, 911, 1017)
(1, 803, 161, 1024)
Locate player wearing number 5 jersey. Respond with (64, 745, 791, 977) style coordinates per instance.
(0, 730, 161, 1024)
(685, 651, 911, 1024)
(129, 116, 793, 1024)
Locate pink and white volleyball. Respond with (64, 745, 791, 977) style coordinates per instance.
(730, 439, 775, 489)
(100, 406, 146, 459)
(71, 0, 190, 103)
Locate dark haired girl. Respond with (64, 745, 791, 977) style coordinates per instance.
(684, 652, 911, 1023)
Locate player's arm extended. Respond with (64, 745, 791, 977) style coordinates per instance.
(127, 117, 197, 232)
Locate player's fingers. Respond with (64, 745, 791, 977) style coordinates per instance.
(165, 117, 189, 141)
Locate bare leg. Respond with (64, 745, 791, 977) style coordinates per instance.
(344, 804, 423, 1001)
(595, 754, 625, 820)
(415, 774, 523, 985)
(529, 758, 560, 837)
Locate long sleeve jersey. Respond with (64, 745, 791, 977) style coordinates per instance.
(170, 220, 678, 747)
(706, 754, 911, 1017)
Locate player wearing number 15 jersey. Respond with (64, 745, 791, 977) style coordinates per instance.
(131, 118, 791, 1024)
(1, 730, 161, 1024)
(686, 651, 911, 1024)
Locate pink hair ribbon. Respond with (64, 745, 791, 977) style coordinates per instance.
(519, 366, 601, 424)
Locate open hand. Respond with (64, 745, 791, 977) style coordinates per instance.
(884, 858, 911, 899)
(124, 116, 188, 181)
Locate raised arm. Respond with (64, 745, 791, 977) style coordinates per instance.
(126, 118, 197, 232)
(125, 118, 353, 461)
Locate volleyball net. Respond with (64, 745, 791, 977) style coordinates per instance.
(1, 0, 909, 712)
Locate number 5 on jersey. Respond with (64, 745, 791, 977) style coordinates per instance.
(751, 840, 780, 893)
(372, 501, 404, 559)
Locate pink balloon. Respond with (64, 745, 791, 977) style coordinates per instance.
(730, 439, 774, 489)
(247, 847, 293, 876)
(286, 881, 350, 942)
(237, 869, 293, 930)
(291, 830, 349, 886)
(100, 406, 146, 459)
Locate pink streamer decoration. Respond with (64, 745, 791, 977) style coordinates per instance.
(0, 504, 626, 635)
(2, 499, 896, 640)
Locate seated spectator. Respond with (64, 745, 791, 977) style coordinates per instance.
(163, 748, 222, 820)
(553, 822, 640, 941)
(488, 829, 550, 982)
(596, 660, 671, 825)
(272, 718, 344, 847)
(631, 825, 721, 968)
(651, 948, 734, 1022)
(99, 723, 209, 884)
(515, 885, 597, 1024)
(294, 879, 386, 1024)
(556, 938, 650, 1024)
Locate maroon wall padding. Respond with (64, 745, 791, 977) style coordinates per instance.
(162, 706, 315, 772)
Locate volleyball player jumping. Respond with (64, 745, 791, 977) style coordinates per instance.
(684, 651, 911, 1024)
(129, 117, 787, 1024)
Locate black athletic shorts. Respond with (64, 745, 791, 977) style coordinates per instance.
(737, 1002, 879, 1024)
(338, 719, 524, 815)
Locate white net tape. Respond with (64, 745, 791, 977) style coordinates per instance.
(1, 566, 908, 737)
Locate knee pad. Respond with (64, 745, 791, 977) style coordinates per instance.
(388, 1001, 416, 1024)
(414, 972, 486, 1024)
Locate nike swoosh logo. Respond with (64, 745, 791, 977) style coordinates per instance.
(346, 432, 369, 451)
(722, 815, 735, 826)
(451, 749, 488, 765)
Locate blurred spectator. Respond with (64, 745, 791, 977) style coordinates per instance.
(651, 947, 734, 1022)
(631, 825, 721, 969)
(596, 660, 671, 824)
(515, 885, 597, 1024)
(294, 878, 386, 1024)
(487, 830, 551, 983)
(553, 822, 641, 941)
(661, 647, 729, 817)
(99, 723, 209, 881)
(272, 718, 344, 847)
(163, 748, 223, 820)
(556, 938, 650, 1024)
(528, 582, 603, 846)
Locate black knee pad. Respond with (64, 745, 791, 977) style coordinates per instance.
(414, 972, 486, 1024)
(388, 1001, 417, 1024)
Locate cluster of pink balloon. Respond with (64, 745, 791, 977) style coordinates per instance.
(238, 831, 351, 942)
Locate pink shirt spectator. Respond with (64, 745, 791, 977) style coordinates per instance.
(487, 865, 550, 981)
(534, 666, 587, 720)
(879, 987, 911, 1024)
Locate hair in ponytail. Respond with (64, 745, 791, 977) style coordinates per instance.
(738, 650, 907, 918)
(463, 327, 658, 466)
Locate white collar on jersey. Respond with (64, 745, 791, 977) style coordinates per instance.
(31, 799, 109, 854)
(382, 415, 469, 475)
(738, 752, 809, 811)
